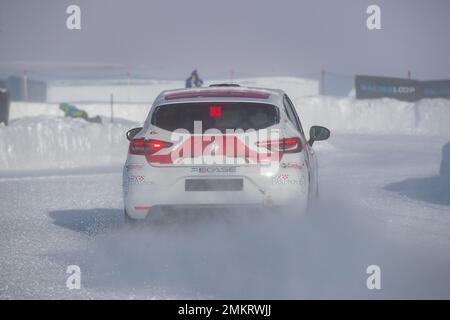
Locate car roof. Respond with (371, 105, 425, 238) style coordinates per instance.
(153, 85, 286, 106)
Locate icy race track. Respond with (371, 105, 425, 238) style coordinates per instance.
(1, 93, 450, 299)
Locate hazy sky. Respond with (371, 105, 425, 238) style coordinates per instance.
(0, 0, 449, 80)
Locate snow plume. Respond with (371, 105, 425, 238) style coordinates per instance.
(48, 195, 450, 299)
(45, 204, 373, 299)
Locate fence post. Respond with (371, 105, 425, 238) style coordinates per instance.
(320, 69, 325, 95)
(110, 93, 114, 123)
(23, 70, 28, 101)
(127, 71, 131, 102)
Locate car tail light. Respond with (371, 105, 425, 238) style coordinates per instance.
(129, 138, 173, 155)
(256, 137, 303, 154)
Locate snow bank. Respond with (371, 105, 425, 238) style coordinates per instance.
(294, 96, 450, 136)
(0, 117, 137, 173)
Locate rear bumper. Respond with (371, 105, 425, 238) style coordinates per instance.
(125, 202, 307, 221)
(123, 158, 310, 220)
(124, 183, 309, 219)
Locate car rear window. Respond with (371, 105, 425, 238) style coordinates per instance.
(151, 102, 279, 133)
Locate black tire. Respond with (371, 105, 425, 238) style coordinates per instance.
(0, 88, 10, 126)
(124, 209, 137, 225)
(305, 183, 320, 215)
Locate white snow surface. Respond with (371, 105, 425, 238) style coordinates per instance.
(0, 134, 449, 299)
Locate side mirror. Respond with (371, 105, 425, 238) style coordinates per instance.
(126, 127, 143, 141)
(308, 126, 330, 146)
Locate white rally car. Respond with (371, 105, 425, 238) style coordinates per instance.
(123, 84, 330, 222)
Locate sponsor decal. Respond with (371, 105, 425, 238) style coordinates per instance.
(128, 175, 154, 186)
(126, 163, 144, 171)
(272, 174, 289, 184)
(280, 162, 303, 170)
(191, 166, 237, 174)
(272, 174, 305, 186)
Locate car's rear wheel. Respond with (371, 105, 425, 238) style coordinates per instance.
(124, 209, 137, 225)
(305, 184, 319, 215)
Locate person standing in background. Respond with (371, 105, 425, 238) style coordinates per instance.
(185, 70, 204, 88)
